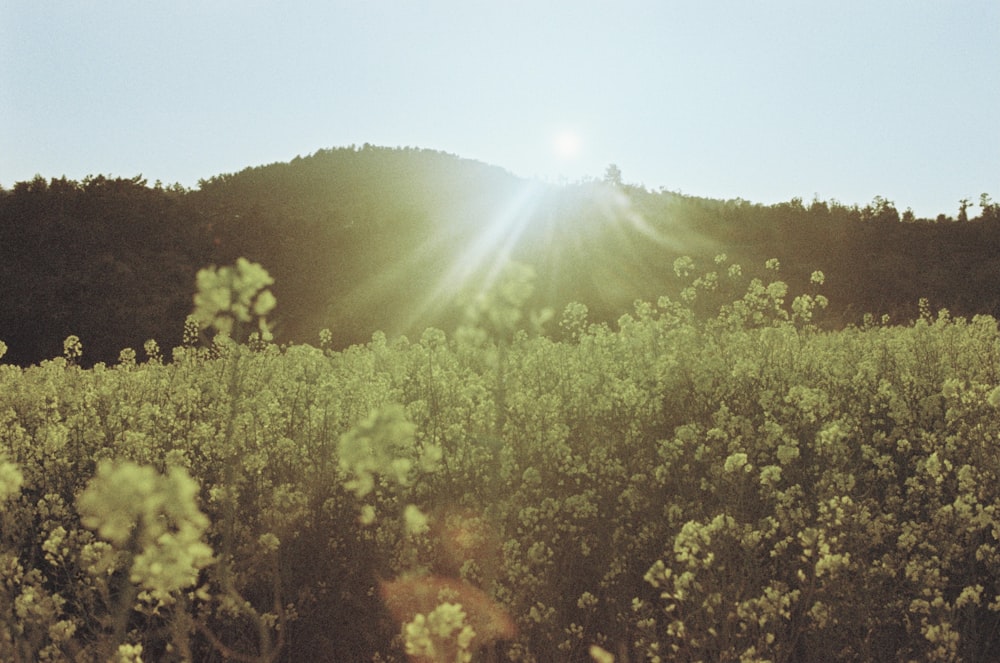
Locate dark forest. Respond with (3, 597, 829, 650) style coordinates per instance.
(3, 144, 998, 367)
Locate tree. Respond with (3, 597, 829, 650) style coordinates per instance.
(979, 193, 999, 223)
(603, 164, 623, 187)
(958, 198, 972, 223)
(861, 195, 900, 224)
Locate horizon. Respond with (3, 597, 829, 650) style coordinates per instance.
(2, 1, 998, 220)
(3, 143, 992, 222)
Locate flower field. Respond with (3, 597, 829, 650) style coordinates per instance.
(2, 258, 999, 662)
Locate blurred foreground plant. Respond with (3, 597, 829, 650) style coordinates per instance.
(192, 257, 276, 340)
(76, 461, 214, 655)
(77, 460, 214, 604)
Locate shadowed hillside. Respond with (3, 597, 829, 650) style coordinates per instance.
(1, 145, 998, 366)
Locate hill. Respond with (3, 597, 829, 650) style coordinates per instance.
(1, 145, 998, 366)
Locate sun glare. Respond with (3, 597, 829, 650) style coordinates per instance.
(552, 130, 582, 160)
(372, 180, 548, 335)
(337, 167, 709, 343)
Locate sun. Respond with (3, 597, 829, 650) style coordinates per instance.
(552, 129, 583, 160)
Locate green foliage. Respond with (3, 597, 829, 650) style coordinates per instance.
(3, 151, 1000, 368)
(3, 257, 1000, 661)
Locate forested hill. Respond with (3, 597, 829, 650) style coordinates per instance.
(2, 144, 999, 367)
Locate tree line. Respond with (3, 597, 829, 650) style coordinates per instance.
(1, 144, 997, 366)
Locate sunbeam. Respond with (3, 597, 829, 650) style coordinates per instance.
(327, 179, 551, 341)
(413, 180, 548, 329)
(324, 172, 717, 345)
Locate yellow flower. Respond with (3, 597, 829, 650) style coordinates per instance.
(0, 456, 24, 503)
(724, 453, 749, 473)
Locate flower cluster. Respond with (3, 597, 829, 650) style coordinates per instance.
(192, 257, 276, 337)
(338, 404, 424, 500)
(403, 602, 477, 663)
(76, 460, 214, 604)
(63, 334, 83, 362)
(0, 455, 23, 505)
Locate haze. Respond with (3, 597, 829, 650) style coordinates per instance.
(2, 0, 997, 219)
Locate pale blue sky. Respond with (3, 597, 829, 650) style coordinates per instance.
(2, 1, 997, 218)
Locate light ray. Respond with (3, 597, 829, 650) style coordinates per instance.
(382, 179, 549, 336)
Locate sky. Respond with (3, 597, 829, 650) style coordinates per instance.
(2, 1, 998, 219)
